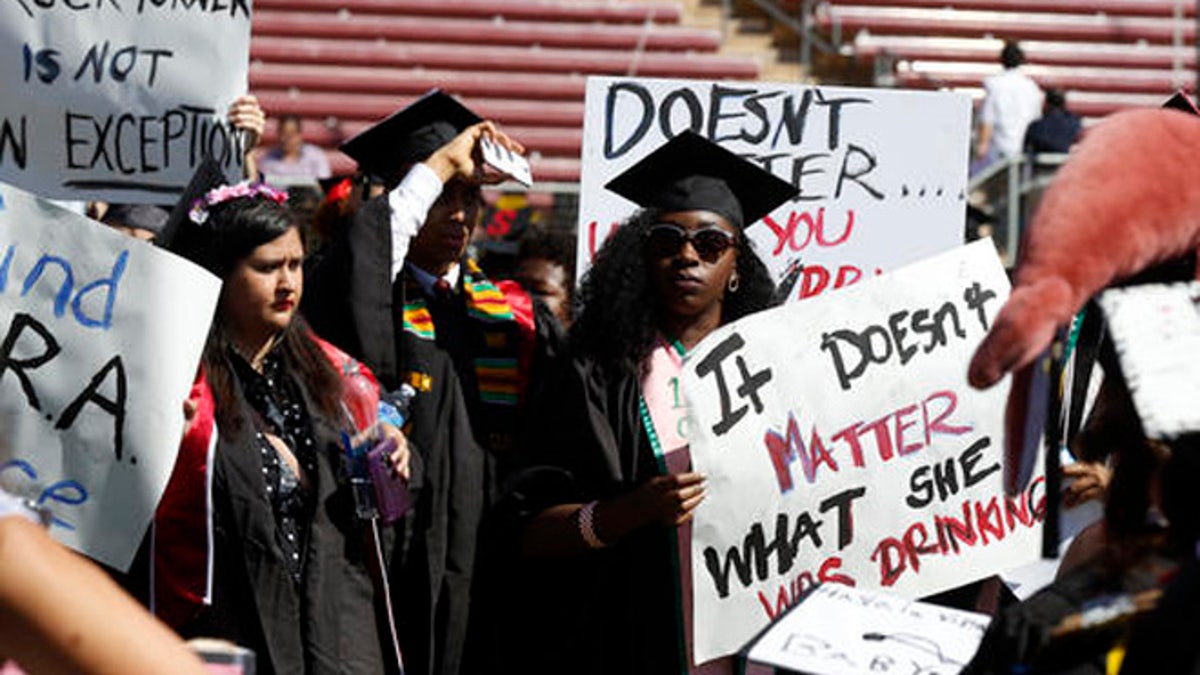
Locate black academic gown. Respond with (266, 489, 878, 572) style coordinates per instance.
(305, 197, 556, 675)
(962, 552, 1180, 675)
(304, 197, 401, 388)
(501, 355, 686, 675)
(178, 373, 391, 675)
(390, 312, 486, 675)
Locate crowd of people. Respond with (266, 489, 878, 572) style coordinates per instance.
(3, 52, 1200, 675)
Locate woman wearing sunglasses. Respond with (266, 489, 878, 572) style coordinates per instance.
(501, 131, 797, 674)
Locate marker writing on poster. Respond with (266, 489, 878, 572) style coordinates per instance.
(694, 332, 773, 437)
(870, 476, 1046, 587)
(702, 485, 866, 598)
(764, 389, 972, 492)
(0, 117, 26, 170)
(8, 0, 249, 19)
(63, 106, 247, 184)
(604, 82, 872, 159)
(0, 459, 89, 531)
(0, 245, 132, 461)
(24, 42, 175, 88)
(820, 282, 999, 391)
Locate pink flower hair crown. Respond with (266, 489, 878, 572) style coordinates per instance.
(189, 181, 289, 225)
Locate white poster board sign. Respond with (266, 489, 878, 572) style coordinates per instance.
(577, 76, 970, 301)
(0, 1, 252, 204)
(1098, 282, 1200, 440)
(681, 240, 1042, 663)
(747, 584, 989, 674)
(0, 182, 220, 570)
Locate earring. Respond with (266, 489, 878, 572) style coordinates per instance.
(728, 273, 740, 293)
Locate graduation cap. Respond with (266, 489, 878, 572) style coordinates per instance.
(340, 89, 482, 180)
(604, 130, 798, 228)
(101, 203, 170, 238)
(1162, 91, 1200, 116)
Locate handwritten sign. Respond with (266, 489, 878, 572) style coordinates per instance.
(0, 182, 220, 570)
(0, 0, 252, 204)
(680, 240, 1043, 663)
(1097, 282, 1200, 440)
(746, 584, 989, 674)
(577, 76, 970, 301)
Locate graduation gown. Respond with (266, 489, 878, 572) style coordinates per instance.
(305, 197, 562, 675)
(178, 369, 390, 675)
(962, 552, 1180, 675)
(502, 355, 687, 675)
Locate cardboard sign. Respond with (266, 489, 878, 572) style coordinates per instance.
(0, 0, 252, 204)
(746, 584, 989, 674)
(577, 76, 970, 301)
(681, 240, 1043, 663)
(0, 182, 220, 570)
(1098, 282, 1200, 440)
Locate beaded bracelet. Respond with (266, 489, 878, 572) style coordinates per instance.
(577, 500, 607, 549)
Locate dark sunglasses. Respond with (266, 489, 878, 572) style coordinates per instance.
(643, 223, 736, 263)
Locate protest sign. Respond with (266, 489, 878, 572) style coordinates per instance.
(0, 182, 220, 570)
(0, 0, 252, 204)
(1098, 282, 1200, 440)
(680, 240, 1043, 663)
(577, 76, 970, 301)
(746, 584, 989, 674)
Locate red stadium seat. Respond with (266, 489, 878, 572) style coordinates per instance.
(852, 36, 1194, 71)
(812, 1, 1196, 126)
(248, 1, 762, 183)
(795, 0, 1194, 18)
(253, 0, 683, 24)
(261, 121, 584, 158)
(249, 64, 588, 102)
(327, 152, 581, 184)
(816, 7, 1194, 44)
(252, 11, 723, 52)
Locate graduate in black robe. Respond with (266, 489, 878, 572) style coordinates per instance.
(168, 183, 411, 675)
(504, 132, 797, 674)
(303, 91, 560, 675)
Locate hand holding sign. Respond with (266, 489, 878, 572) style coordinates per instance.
(613, 472, 708, 529)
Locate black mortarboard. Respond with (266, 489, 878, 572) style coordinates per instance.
(604, 130, 798, 228)
(1163, 91, 1200, 116)
(340, 89, 482, 179)
(101, 203, 170, 237)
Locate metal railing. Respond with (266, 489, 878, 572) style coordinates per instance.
(715, 0, 838, 71)
(968, 152, 1070, 265)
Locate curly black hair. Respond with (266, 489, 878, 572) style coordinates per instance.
(571, 208, 777, 373)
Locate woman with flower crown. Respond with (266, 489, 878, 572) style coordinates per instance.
(167, 180, 410, 675)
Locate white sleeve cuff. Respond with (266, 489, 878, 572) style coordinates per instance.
(388, 162, 444, 218)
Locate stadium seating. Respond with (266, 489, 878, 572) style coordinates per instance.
(248, 0, 763, 183)
(804, 1, 1196, 122)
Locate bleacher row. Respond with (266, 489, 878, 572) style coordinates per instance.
(249, 0, 761, 183)
(252, 0, 1198, 184)
(811, 0, 1196, 120)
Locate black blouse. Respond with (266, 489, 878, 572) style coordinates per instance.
(230, 347, 319, 584)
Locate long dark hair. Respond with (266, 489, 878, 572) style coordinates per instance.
(570, 208, 777, 373)
(178, 195, 344, 434)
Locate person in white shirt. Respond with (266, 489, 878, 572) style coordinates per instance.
(301, 90, 550, 675)
(975, 41, 1044, 170)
